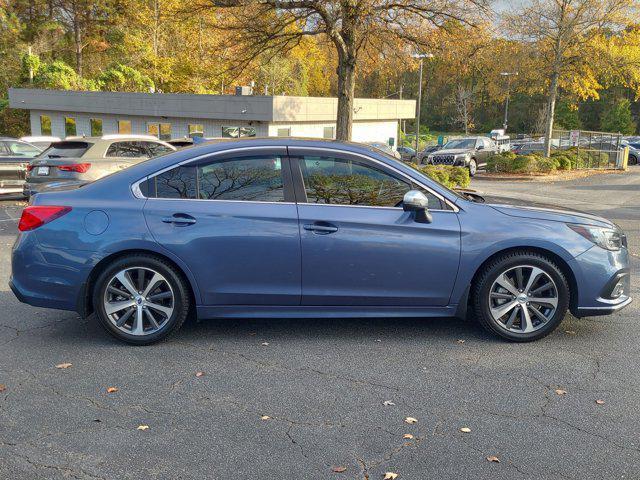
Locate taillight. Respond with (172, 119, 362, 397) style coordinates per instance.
(18, 206, 72, 232)
(58, 163, 91, 173)
(26, 164, 34, 172)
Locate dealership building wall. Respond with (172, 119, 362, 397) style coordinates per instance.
(9, 89, 415, 149)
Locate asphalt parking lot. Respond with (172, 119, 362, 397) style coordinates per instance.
(0, 170, 639, 480)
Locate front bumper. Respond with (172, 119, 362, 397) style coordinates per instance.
(575, 296, 632, 317)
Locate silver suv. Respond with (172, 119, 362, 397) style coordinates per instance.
(25, 135, 176, 197)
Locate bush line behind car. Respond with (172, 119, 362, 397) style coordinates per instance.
(405, 163, 471, 189)
(487, 148, 612, 174)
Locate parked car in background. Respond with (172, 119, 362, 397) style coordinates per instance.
(512, 142, 546, 155)
(620, 140, 639, 165)
(364, 141, 401, 159)
(396, 146, 417, 162)
(10, 138, 631, 344)
(0, 138, 42, 195)
(417, 144, 442, 164)
(20, 136, 61, 150)
(424, 136, 497, 176)
(24, 135, 176, 197)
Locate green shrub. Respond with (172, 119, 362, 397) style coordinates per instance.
(535, 156, 558, 173)
(417, 165, 470, 189)
(486, 153, 513, 173)
(511, 155, 538, 173)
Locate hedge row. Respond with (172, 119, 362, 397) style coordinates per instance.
(406, 163, 471, 189)
(486, 149, 612, 174)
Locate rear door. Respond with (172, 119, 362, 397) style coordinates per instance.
(143, 147, 301, 306)
(290, 148, 461, 307)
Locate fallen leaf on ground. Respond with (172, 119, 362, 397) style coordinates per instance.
(0, 384, 6, 392)
(383, 473, 399, 479)
(55, 363, 72, 369)
(261, 342, 269, 346)
(137, 425, 149, 431)
(383, 400, 395, 406)
(195, 371, 205, 377)
(564, 330, 576, 335)
(459, 427, 471, 433)
(486, 456, 500, 463)
(260, 415, 271, 420)
(106, 387, 118, 393)
(404, 417, 417, 424)
(555, 389, 567, 396)
(457, 339, 465, 344)
(595, 399, 605, 405)
(402, 434, 414, 439)
(332, 466, 347, 473)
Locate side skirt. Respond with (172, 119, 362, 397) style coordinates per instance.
(196, 305, 459, 319)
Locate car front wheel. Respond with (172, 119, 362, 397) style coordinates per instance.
(92, 254, 190, 345)
(468, 159, 477, 177)
(472, 251, 569, 342)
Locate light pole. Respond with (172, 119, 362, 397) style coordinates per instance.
(412, 53, 434, 154)
(500, 71, 518, 131)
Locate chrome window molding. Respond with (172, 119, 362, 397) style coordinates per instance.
(131, 144, 460, 212)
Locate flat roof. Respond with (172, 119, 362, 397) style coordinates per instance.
(9, 88, 416, 122)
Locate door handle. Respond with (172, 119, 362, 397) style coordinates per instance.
(303, 222, 338, 234)
(162, 214, 197, 226)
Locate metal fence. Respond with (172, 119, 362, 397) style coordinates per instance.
(552, 129, 625, 169)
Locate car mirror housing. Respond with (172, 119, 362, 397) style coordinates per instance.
(476, 144, 484, 150)
(403, 190, 433, 224)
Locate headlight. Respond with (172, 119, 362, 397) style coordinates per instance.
(567, 224, 624, 251)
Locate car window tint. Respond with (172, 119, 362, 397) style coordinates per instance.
(146, 142, 174, 156)
(198, 156, 285, 202)
(7, 141, 41, 157)
(106, 141, 149, 158)
(155, 166, 197, 199)
(41, 142, 91, 159)
(300, 156, 442, 209)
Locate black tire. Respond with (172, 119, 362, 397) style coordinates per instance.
(92, 254, 190, 345)
(468, 159, 477, 177)
(471, 251, 569, 342)
(629, 154, 638, 166)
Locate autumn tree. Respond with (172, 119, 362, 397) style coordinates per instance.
(506, 0, 634, 156)
(208, 0, 488, 141)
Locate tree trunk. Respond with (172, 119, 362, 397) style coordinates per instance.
(544, 71, 559, 157)
(74, 21, 82, 76)
(336, 53, 356, 141)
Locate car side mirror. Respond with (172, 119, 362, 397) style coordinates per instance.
(476, 144, 484, 150)
(403, 190, 433, 224)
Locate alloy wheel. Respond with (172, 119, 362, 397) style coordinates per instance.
(488, 265, 558, 334)
(103, 267, 174, 336)
(469, 159, 477, 176)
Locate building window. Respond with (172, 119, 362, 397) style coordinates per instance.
(64, 117, 76, 137)
(90, 118, 103, 137)
(222, 126, 257, 138)
(323, 126, 335, 139)
(118, 120, 132, 134)
(276, 127, 291, 137)
(188, 124, 204, 138)
(148, 123, 172, 140)
(40, 115, 52, 136)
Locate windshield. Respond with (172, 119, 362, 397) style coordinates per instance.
(38, 141, 92, 159)
(442, 138, 477, 150)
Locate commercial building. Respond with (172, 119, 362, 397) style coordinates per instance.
(8, 88, 415, 149)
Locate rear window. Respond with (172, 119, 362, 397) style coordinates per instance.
(40, 141, 92, 159)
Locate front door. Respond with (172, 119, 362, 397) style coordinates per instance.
(143, 148, 301, 306)
(290, 150, 461, 307)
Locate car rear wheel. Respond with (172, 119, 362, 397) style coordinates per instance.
(92, 254, 190, 345)
(629, 154, 638, 166)
(468, 159, 477, 177)
(472, 251, 569, 342)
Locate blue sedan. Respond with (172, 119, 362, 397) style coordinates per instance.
(10, 138, 631, 344)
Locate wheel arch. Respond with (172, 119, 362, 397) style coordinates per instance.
(78, 249, 198, 319)
(467, 246, 578, 313)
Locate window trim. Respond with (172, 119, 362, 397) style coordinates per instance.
(131, 145, 459, 212)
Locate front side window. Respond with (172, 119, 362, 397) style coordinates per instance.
(40, 115, 52, 135)
(64, 117, 76, 137)
(151, 156, 285, 202)
(90, 118, 103, 137)
(300, 156, 442, 209)
(118, 120, 132, 134)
